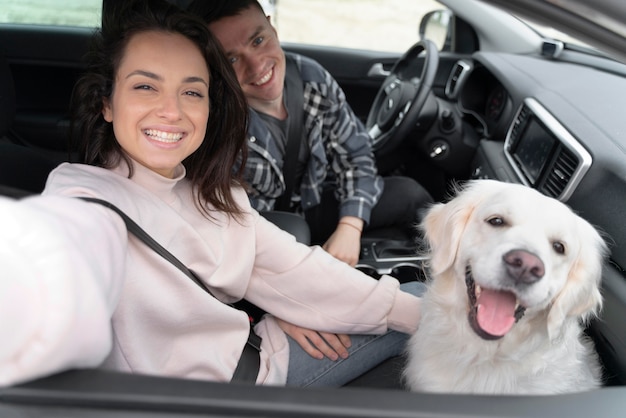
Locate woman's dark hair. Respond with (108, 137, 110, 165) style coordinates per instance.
(70, 0, 248, 218)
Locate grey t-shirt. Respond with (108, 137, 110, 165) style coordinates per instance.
(256, 79, 310, 192)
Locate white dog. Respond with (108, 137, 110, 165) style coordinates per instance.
(404, 180, 607, 394)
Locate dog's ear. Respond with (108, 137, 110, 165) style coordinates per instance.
(547, 221, 607, 339)
(422, 184, 477, 275)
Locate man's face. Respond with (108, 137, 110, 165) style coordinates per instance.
(209, 5, 286, 112)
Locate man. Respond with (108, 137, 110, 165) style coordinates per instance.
(188, 0, 432, 267)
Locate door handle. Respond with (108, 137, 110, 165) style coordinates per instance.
(367, 63, 390, 78)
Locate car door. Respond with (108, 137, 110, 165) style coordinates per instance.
(0, 1, 101, 163)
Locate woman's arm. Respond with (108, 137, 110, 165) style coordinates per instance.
(248, 214, 421, 336)
(0, 196, 127, 387)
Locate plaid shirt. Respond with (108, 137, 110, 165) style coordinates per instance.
(235, 53, 383, 224)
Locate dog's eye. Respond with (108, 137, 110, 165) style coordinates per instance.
(486, 216, 506, 227)
(552, 241, 566, 255)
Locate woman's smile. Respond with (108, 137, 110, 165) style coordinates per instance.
(144, 129, 185, 144)
(102, 30, 210, 178)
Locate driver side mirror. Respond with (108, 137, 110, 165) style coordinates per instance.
(419, 10, 453, 52)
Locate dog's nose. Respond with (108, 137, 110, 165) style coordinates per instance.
(503, 249, 545, 284)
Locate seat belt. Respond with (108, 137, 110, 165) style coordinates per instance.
(79, 197, 261, 384)
(275, 55, 304, 212)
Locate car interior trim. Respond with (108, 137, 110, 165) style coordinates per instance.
(445, 59, 472, 99)
(504, 97, 592, 201)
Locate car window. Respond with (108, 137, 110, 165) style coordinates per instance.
(267, 0, 446, 53)
(0, 0, 101, 27)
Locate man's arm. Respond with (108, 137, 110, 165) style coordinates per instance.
(314, 67, 384, 264)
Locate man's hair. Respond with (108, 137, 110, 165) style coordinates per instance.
(187, 0, 265, 24)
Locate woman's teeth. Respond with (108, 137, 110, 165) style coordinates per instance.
(145, 129, 183, 143)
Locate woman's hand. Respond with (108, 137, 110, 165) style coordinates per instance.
(276, 318, 351, 361)
(322, 216, 363, 267)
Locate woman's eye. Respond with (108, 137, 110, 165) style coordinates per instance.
(486, 216, 506, 227)
(229, 56, 238, 64)
(134, 84, 153, 91)
(552, 241, 566, 255)
(184, 91, 204, 98)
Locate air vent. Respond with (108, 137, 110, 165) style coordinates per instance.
(541, 146, 579, 198)
(504, 98, 592, 202)
(445, 60, 472, 99)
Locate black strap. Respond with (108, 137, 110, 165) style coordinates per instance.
(231, 329, 262, 383)
(275, 55, 304, 211)
(79, 197, 261, 383)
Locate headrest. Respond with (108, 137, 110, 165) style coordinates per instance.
(0, 50, 16, 137)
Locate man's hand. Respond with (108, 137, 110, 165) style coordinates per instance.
(275, 318, 352, 361)
(322, 216, 363, 266)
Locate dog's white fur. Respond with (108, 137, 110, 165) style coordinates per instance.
(404, 180, 607, 394)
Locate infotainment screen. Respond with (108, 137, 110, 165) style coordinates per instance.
(504, 98, 591, 200)
(512, 117, 557, 185)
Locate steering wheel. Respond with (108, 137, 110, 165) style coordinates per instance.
(365, 39, 439, 157)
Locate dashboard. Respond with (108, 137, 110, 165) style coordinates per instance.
(448, 50, 626, 271)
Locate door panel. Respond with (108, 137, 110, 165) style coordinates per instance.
(0, 25, 92, 157)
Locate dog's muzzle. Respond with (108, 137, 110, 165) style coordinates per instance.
(466, 266, 526, 340)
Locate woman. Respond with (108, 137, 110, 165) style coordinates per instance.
(38, 0, 423, 387)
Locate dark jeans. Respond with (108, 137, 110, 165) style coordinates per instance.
(304, 176, 433, 245)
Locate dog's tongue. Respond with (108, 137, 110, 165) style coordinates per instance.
(476, 288, 517, 337)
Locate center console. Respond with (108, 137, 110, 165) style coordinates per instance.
(357, 237, 428, 283)
(470, 98, 592, 202)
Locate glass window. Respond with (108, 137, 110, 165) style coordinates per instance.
(0, 0, 101, 27)
(269, 0, 445, 53)
(517, 17, 591, 49)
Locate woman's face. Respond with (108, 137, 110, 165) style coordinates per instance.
(103, 30, 210, 178)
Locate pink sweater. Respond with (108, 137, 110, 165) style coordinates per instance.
(0, 194, 126, 386)
(2, 160, 420, 386)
